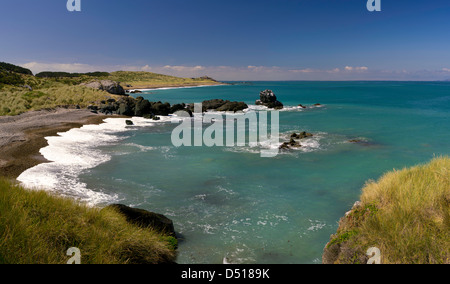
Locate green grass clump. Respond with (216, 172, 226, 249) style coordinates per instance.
(0, 178, 176, 264)
(328, 157, 450, 264)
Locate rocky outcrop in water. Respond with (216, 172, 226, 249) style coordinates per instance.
(279, 132, 314, 150)
(256, 90, 284, 110)
(291, 132, 313, 139)
(91, 96, 248, 118)
(196, 99, 248, 112)
(279, 138, 302, 150)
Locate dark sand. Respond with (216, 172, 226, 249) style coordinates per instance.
(0, 109, 109, 179)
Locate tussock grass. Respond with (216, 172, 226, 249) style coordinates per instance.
(0, 178, 176, 264)
(329, 157, 450, 264)
(0, 85, 117, 116)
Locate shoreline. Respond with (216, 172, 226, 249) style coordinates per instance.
(127, 83, 228, 93)
(0, 109, 115, 179)
(123, 82, 227, 91)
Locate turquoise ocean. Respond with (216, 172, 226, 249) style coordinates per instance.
(18, 81, 450, 264)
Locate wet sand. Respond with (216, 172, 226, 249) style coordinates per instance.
(0, 109, 109, 179)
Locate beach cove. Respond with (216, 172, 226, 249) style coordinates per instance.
(10, 81, 450, 264)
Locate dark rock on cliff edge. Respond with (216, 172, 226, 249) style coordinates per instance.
(106, 204, 176, 238)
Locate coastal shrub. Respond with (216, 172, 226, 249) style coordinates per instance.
(0, 62, 33, 75)
(35, 72, 110, 78)
(0, 178, 176, 264)
(326, 157, 450, 264)
(0, 71, 25, 86)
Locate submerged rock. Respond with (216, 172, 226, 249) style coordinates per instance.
(280, 131, 314, 150)
(279, 138, 302, 150)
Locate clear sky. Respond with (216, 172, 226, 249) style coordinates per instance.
(1, 0, 450, 80)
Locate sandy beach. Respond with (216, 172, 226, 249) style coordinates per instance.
(0, 109, 109, 179)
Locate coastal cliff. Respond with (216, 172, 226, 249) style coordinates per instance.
(323, 157, 450, 264)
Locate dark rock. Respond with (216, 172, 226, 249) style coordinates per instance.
(256, 90, 284, 109)
(298, 104, 307, 109)
(87, 105, 99, 111)
(116, 97, 136, 116)
(202, 99, 228, 111)
(291, 132, 313, 139)
(151, 102, 171, 116)
(134, 99, 152, 116)
(98, 102, 118, 115)
(216, 101, 248, 112)
(170, 103, 186, 114)
(107, 204, 176, 238)
(125, 120, 134, 126)
(279, 138, 302, 150)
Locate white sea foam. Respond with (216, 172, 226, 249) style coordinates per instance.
(128, 84, 225, 93)
(17, 116, 174, 206)
(223, 130, 325, 155)
(246, 104, 323, 112)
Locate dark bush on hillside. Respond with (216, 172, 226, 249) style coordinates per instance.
(0, 71, 25, 86)
(0, 62, 33, 75)
(36, 72, 110, 78)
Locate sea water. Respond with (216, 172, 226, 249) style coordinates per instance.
(18, 81, 450, 264)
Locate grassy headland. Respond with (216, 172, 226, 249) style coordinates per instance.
(0, 62, 222, 116)
(324, 157, 450, 264)
(107, 71, 222, 90)
(0, 177, 177, 264)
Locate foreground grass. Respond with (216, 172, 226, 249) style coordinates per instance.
(327, 157, 450, 264)
(0, 178, 176, 264)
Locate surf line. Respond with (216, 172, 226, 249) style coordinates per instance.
(171, 103, 280, 158)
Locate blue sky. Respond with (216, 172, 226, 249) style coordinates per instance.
(1, 0, 450, 80)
